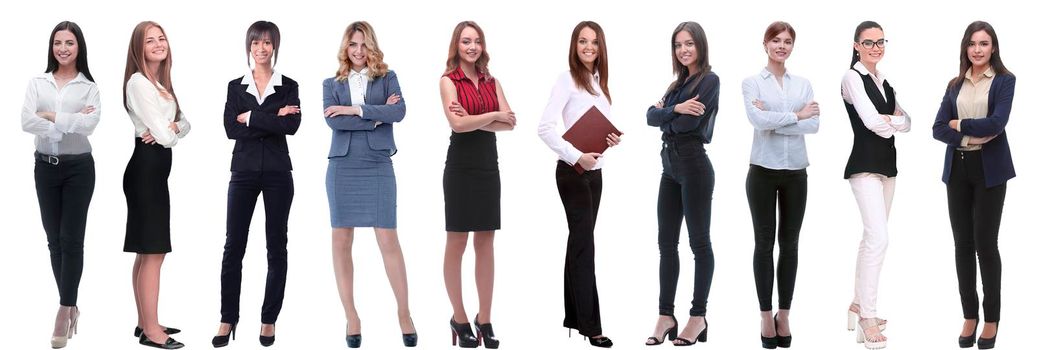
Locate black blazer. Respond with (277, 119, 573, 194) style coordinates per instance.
(223, 74, 301, 172)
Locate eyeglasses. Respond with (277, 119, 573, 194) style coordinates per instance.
(859, 39, 887, 49)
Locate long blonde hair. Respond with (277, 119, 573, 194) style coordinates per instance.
(335, 21, 388, 81)
(123, 21, 181, 119)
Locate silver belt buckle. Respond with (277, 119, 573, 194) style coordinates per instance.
(47, 155, 60, 165)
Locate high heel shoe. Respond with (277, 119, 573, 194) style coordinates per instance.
(346, 334, 361, 348)
(211, 323, 236, 348)
(139, 334, 185, 349)
(959, 319, 978, 348)
(856, 318, 887, 349)
(646, 315, 678, 346)
(50, 306, 77, 349)
(473, 314, 499, 349)
(586, 335, 614, 348)
(847, 304, 886, 332)
(976, 321, 998, 349)
(761, 314, 777, 349)
(259, 324, 275, 347)
(402, 333, 417, 347)
(774, 314, 792, 348)
(449, 318, 478, 348)
(673, 318, 708, 346)
(135, 326, 181, 338)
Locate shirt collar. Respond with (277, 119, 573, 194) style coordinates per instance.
(758, 67, 790, 80)
(964, 66, 995, 84)
(40, 72, 89, 85)
(348, 67, 369, 80)
(852, 61, 884, 81)
(241, 69, 282, 87)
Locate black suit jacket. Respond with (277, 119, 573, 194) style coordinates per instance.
(223, 74, 301, 171)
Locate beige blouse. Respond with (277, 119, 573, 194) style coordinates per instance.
(956, 67, 994, 150)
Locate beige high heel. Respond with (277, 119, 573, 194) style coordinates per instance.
(846, 303, 886, 331)
(50, 306, 78, 349)
(856, 317, 887, 349)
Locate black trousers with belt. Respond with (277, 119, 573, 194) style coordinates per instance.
(556, 160, 604, 336)
(947, 150, 1006, 322)
(34, 152, 95, 307)
(746, 165, 807, 311)
(657, 136, 715, 317)
(220, 170, 294, 325)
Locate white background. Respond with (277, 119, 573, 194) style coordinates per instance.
(1, 0, 1033, 349)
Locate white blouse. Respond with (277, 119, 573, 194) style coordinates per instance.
(348, 67, 369, 116)
(840, 61, 911, 138)
(21, 72, 100, 155)
(126, 72, 190, 147)
(538, 71, 613, 170)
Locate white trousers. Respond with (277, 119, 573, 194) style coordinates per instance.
(848, 173, 895, 319)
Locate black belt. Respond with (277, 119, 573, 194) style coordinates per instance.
(35, 152, 91, 165)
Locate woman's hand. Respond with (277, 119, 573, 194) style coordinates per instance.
(324, 105, 358, 118)
(577, 152, 602, 170)
(494, 110, 516, 125)
(448, 101, 469, 117)
(968, 135, 997, 145)
(386, 93, 401, 105)
(278, 105, 300, 117)
(236, 111, 249, 124)
(79, 106, 96, 115)
(606, 133, 621, 147)
(141, 130, 156, 144)
(796, 101, 820, 120)
(752, 99, 766, 111)
(36, 111, 57, 122)
(169, 122, 180, 134)
(674, 95, 704, 116)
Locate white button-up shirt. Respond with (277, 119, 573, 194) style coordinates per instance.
(538, 71, 613, 170)
(840, 61, 911, 138)
(348, 67, 369, 117)
(21, 72, 100, 155)
(241, 69, 283, 125)
(126, 72, 190, 147)
(741, 68, 819, 170)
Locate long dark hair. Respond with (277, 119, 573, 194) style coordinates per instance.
(568, 21, 611, 103)
(46, 21, 93, 82)
(667, 21, 710, 97)
(849, 21, 882, 68)
(949, 21, 1012, 89)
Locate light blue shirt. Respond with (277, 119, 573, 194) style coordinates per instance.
(741, 68, 819, 170)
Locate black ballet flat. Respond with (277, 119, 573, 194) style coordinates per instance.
(139, 334, 184, 349)
(134, 326, 180, 338)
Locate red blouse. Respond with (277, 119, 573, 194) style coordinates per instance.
(447, 67, 499, 115)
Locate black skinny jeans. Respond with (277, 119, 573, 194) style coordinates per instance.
(657, 136, 714, 317)
(746, 165, 807, 311)
(220, 171, 294, 325)
(34, 153, 95, 307)
(556, 161, 604, 336)
(947, 150, 1005, 322)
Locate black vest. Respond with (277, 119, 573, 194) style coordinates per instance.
(843, 70, 898, 179)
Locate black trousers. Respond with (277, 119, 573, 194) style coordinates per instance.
(746, 165, 807, 311)
(657, 138, 714, 317)
(556, 161, 603, 336)
(947, 150, 1006, 322)
(34, 153, 95, 307)
(220, 171, 294, 324)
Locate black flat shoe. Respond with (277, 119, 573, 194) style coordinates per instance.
(139, 335, 185, 349)
(211, 323, 236, 348)
(449, 318, 478, 348)
(774, 315, 791, 348)
(135, 326, 181, 338)
(402, 333, 417, 347)
(959, 320, 978, 348)
(473, 314, 499, 349)
(646, 315, 678, 346)
(587, 335, 613, 348)
(977, 321, 998, 349)
(346, 334, 361, 348)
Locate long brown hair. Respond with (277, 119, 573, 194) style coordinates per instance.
(336, 21, 389, 81)
(849, 21, 882, 69)
(949, 21, 1013, 89)
(568, 21, 610, 103)
(123, 21, 181, 119)
(443, 21, 490, 77)
(666, 21, 711, 97)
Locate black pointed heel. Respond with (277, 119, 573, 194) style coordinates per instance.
(211, 323, 237, 348)
(959, 320, 978, 348)
(346, 334, 361, 348)
(449, 318, 478, 348)
(402, 333, 417, 347)
(976, 321, 998, 349)
(473, 314, 499, 349)
(775, 315, 792, 348)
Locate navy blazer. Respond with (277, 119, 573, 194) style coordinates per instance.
(322, 70, 405, 158)
(932, 74, 1015, 188)
(224, 74, 301, 172)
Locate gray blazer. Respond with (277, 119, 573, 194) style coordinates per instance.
(323, 70, 405, 157)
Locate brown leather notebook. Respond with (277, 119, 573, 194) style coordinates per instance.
(562, 105, 622, 174)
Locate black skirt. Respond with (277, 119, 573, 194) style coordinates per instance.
(123, 138, 173, 253)
(443, 130, 501, 232)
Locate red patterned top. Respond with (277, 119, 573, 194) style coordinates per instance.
(446, 67, 499, 115)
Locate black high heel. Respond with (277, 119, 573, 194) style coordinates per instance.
(402, 333, 417, 347)
(473, 314, 499, 349)
(586, 335, 614, 348)
(673, 318, 708, 346)
(346, 334, 361, 348)
(959, 319, 978, 348)
(139, 334, 185, 349)
(259, 323, 275, 347)
(135, 326, 181, 338)
(211, 323, 236, 348)
(976, 321, 998, 349)
(449, 318, 478, 348)
(646, 315, 678, 346)
(775, 314, 792, 348)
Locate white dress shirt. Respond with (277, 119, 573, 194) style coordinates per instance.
(840, 62, 911, 138)
(742, 68, 819, 170)
(538, 71, 613, 170)
(21, 72, 100, 155)
(348, 67, 369, 116)
(240, 69, 283, 125)
(126, 72, 190, 147)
